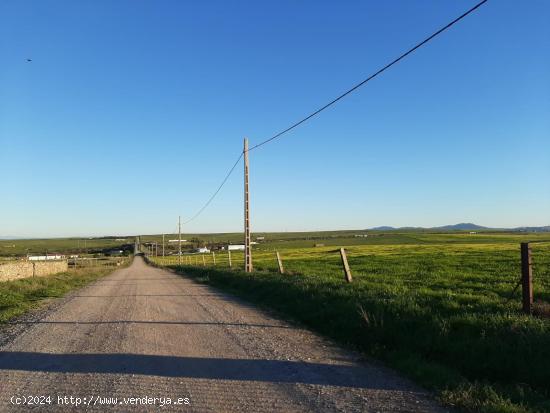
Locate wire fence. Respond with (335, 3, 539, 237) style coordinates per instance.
(149, 242, 550, 314)
(69, 257, 129, 270)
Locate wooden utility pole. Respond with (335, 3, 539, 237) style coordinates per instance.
(178, 216, 182, 265)
(340, 248, 353, 283)
(276, 251, 284, 274)
(244, 138, 253, 272)
(521, 242, 533, 314)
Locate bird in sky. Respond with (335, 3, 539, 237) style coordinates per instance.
(26, 58, 32, 62)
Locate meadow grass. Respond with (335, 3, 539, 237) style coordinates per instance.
(153, 238, 550, 413)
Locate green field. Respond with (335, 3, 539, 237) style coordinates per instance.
(0, 237, 134, 257)
(151, 232, 550, 413)
(3, 231, 547, 258)
(142, 230, 550, 251)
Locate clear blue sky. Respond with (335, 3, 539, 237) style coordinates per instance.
(1, 1, 549, 238)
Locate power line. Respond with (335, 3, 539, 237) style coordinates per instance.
(183, 151, 244, 224)
(248, 0, 488, 152)
(179, 0, 488, 224)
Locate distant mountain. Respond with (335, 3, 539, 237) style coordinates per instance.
(368, 223, 486, 231)
(368, 223, 549, 232)
(0, 236, 22, 240)
(514, 226, 550, 232)
(434, 223, 488, 231)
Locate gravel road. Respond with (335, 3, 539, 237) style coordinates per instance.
(0, 256, 447, 412)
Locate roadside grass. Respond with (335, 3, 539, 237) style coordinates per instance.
(0, 260, 130, 323)
(152, 240, 550, 413)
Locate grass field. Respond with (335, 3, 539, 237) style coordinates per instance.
(0, 237, 133, 257)
(0, 257, 131, 323)
(151, 233, 550, 413)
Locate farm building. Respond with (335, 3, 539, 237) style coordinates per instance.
(196, 247, 210, 253)
(28, 254, 65, 261)
(227, 245, 245, 251)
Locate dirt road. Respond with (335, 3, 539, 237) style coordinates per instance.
(0, 256, 446, 412)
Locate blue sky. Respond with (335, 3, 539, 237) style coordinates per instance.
(1, 0, 549, 237)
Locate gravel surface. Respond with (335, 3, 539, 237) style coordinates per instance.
(0, 256, 448, 412)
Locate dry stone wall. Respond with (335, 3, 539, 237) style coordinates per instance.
(0, 260, 68, 282)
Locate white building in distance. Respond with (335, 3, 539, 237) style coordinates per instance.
(28, 254, 65, 261)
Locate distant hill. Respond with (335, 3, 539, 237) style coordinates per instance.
(514, 226, 550, 232)
(368, 223, 550, 232)
(434, 223, 488, 231)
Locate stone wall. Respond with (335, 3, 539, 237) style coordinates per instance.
(0, 260, 68, 282)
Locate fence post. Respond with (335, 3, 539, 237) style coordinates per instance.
(202, 255, 206, 266)
(228, 250, 232, 268)
(521, 242, 533, 315)
(340, 248, 352, 283)
(276, 251, 284, 274)
(212, 252, 216, 266)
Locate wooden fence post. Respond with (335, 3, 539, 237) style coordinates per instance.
(276, 251, 284, 274)
(212, 252, 216, 265)
(340, 248, 352, 283)
(202, 255, 206, 266)
(228, 250, 232, 268)
(521, 242, 533, 315)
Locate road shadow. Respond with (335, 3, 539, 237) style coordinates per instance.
(0, 352, 399, 390)
(94, 278, 180, 282)
(7, 321, 291, 329)
(73, 294, 224, 297)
